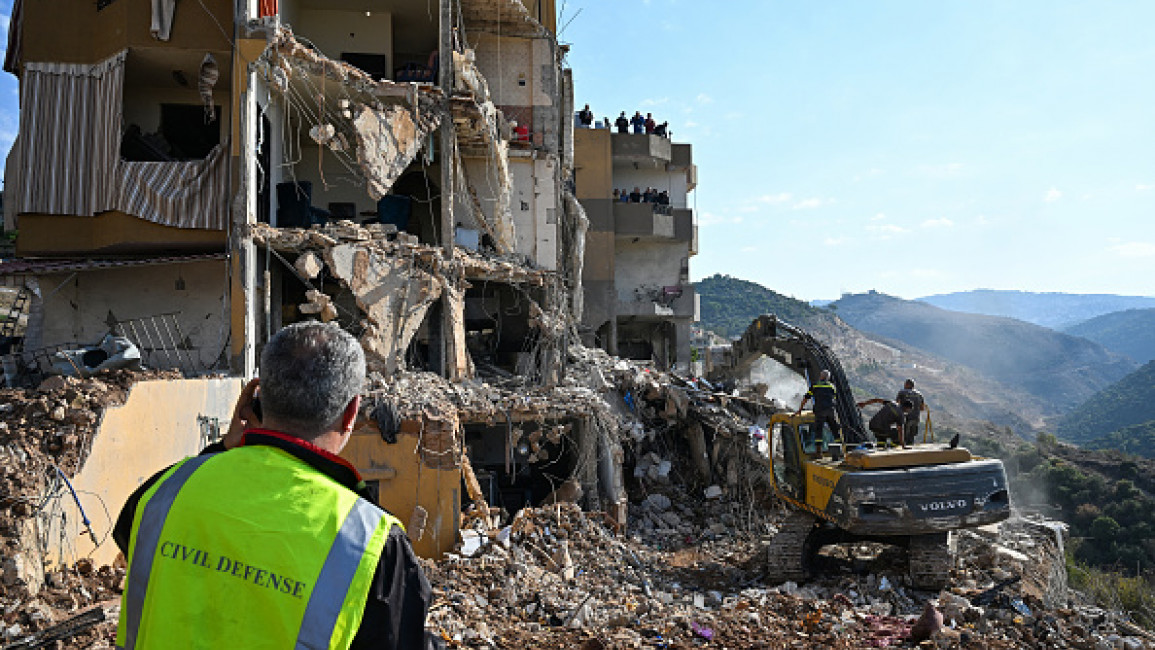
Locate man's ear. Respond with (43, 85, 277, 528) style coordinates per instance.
(340, 395, 361, 433)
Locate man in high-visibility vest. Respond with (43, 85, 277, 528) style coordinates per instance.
(113, 321, 435, 649)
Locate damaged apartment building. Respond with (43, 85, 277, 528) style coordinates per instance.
(574, 126, 699, 372)
(0, 0, 640, 564)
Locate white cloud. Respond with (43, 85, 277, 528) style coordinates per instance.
(696, 93, 713, 104)
(698, 212, 743, 227)
(871, 213, 886, 221)
(683, 120, 699, 128)
(792, 198, 834, 210)
(739, 245, 758, 253)
(921, 218, 954, 228)
(1110, 242, 1155, 258)
(640, 97, 669, 107)
(1137, 184, 1153, 191)
(867, 223, 908, 235)
(853, 168, 885, 182)
(823, 237, 846, 246)
(916, 163, 964, 178)
(757, 192, 793, 204)
(1044, 187, 1062, 202)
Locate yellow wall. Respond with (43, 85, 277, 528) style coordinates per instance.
(16, 211, 225, 256)
(22, 0, 233, 66)
(519, 0, 557, 33)
(340, 427, 461, 559)
(574, 129, 612, 199)
(44, 378, 244, 568)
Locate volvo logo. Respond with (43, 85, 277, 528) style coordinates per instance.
(918, 499, 968, 512)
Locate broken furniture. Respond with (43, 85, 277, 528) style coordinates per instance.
(51, 334, 142, 378)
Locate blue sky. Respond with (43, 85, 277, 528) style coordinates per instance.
(562, 0, 1155, 300)
(0, 2, 1151, 301)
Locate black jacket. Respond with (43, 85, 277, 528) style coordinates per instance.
(114, 430, 438, 649)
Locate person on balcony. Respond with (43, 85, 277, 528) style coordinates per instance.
(615, 112, 630, 134)
(631, 111, 645, 134)
(644, 113, 656, 134)
(629, 187, 642, 203)
(577, 104, 594, 128)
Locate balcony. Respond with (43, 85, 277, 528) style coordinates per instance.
(617, 285, 696, 319)
(611, 133, 672, 167)
(614, 204, 694, 243)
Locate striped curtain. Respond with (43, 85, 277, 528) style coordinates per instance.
(8, 50, 230, 231)
(9, 52, 125, 218)
(116, 143, 230, 230)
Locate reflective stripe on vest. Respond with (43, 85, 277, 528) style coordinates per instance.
(121, 454, 216, 650)
(295, 498, 385, 650)
(117, 447, 399, 650)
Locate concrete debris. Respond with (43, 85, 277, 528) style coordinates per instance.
(0, 370, 182, 647)
(292, 251, 324, 280)
(264, 29, 442, 202)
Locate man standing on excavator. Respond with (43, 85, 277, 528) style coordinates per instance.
(796, 369, 841, 443)
(896, 378, 928, 443)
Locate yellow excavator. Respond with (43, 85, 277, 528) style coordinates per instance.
(711, 315, 1012, 588)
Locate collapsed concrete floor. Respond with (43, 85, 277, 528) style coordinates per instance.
(2, 362, 1154, 648)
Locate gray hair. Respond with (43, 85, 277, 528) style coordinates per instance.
(259, 321, 365, 438)
(818, 369, 831, 381)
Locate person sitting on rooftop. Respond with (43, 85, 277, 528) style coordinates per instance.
(629, 186, 642, 203)
(644, 113, 656, 134)
(654, 121, 669, 137)
(631, 111, 645, 134)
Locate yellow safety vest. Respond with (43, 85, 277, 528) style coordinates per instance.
(116, 444, 401, 649)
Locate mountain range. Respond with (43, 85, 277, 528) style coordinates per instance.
(1057, 360, 1155, 457)
(826, 291, 1137, 412)
(1063, 308, 1155, 363)
(916, 289, 1155, 330)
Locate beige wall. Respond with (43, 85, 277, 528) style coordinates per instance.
(297, 9, 393, 65)
(123, 86, 233, 139)
(509, 157, 558, 269)
(44, 377, 244, 568)
(38, 261, 229, 369)
(614, 240, 688, 302)
(473, 35, 535, 107)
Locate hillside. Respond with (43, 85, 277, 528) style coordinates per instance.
(1085, 421, 1155, 459)
(1056, 359, 1155, 451)
(918, 289, 1155, 330)
(1064, 308, 1155, 363)
(829, 291, 1138, 411)
(695, 274, 827, 337)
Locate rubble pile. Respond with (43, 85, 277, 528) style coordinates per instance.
(0, 371, 185, 647)
(424, 498, 1153, 648)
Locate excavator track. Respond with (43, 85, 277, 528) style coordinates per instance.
(907, 532, 952, 590)
(764, 510, 819, 584)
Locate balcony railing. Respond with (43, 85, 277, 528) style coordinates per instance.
(611, 133, 672, 165)
(614, 204, 694, 243)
